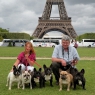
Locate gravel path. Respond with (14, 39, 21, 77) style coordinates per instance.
(0, 57, 95, 60)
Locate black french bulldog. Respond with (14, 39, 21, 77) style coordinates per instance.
(42, 64, 53, 87)
(69, 68, 86, 90)
(31, 68, 45, 88)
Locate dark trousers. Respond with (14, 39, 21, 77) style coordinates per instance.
(51, 62, 71, 82)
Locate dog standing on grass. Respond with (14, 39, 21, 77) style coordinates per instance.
(59, 70, 73, 91)
(6, 65, 22, 90)
(43, 64, 53, 87)
(21, 70, 33, 90)
(73, 69, 86, 90)
(31, 68, 45, 88)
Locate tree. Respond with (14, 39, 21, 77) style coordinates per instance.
(76, 33, 95, 41)
(0, 35, 3, 41)
(0, 27, 9, 32)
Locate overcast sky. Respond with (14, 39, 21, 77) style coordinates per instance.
(0, 0, 95, 36)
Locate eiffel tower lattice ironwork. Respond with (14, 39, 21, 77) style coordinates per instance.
(32, 0, 77, 38)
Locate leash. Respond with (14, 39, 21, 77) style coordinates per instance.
(25, 59, 42, 68)
(24, 54, 42, 68)
(25, 59, 28, 71)
(25, 57, 42, 68)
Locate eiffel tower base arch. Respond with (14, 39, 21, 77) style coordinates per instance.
(32, 0, 77, 39)
(32, 19, 77, 38)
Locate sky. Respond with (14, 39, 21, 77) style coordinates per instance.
(0, 0, 95, 36)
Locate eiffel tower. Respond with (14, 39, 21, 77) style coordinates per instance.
(32, 0, 77, 38)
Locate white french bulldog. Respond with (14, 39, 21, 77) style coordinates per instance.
(6, 65, 22, 90)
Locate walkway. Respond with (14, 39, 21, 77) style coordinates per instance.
(0, 57, 95, 60)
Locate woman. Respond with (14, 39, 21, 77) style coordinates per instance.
(11, 41, 36, 72)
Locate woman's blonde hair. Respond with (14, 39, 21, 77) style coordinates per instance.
(24, 41, 35, 54)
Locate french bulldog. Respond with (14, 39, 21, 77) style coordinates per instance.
(59, 70, 73, 91)
(43, 64, 53, 87)
(21, 70, 33, 90)
(73, 69, 86, 90)
(31, 68, 45, 88)
(6, 65, 22, 90)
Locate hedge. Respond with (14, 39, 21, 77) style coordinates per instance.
(0, 32, 30, 40)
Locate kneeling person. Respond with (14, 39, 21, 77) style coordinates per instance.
(51, 35, 80, 85)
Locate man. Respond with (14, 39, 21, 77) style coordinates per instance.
(51, 35, 80, 84)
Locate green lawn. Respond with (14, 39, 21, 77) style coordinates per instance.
(0, 47, 95, 57)
(0, 47, 95, 95)
(0, 47, 53, 57)
(0, 59, 95, 95)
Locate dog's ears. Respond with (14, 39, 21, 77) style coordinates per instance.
(34, 68, 42, 72)
(59, 69, 62, 73)
(18, 65, 22, 70)
(39, 68, 42, 72)
(50, 64, 52, 68)
(28, 70, 31, 74)
(43, 64, 47, 69)
(13, 65, 16, 70)
(34, 68, 37, 72)
(80, 69, 85, 74)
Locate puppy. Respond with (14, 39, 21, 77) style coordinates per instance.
(43, 64, 53, 87)
(31, 68, 45, 88)
(73, 69, 86, 90)
(6, 65, 22, 90)
(59, 70, 73, 91)
(22, 70, 33, 90)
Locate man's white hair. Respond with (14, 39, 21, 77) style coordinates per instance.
(62, 35, 70, 41)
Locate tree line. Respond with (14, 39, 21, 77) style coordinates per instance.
(76, 33, 95, 41)
(0, 27, 95, 42)
(0, 28, 31, 41)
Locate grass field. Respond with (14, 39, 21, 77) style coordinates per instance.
(0, 47, 95, 57)
(0, 59, 95, 95)
(0, 47, 95, 95)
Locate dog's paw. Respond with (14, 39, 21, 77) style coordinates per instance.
(83, 88, 86, 90)
(73, 88, 76, 90)
(22, 87, 25, 90)
(67, 89, 70, 91)
(9, 88, 11, 90)
(30, 86, 32, 89)
(59, 88, 62, 91)
(30, 87, 32, 89)
(50, 85, 53, 87)
(6, 84, 8, 86)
